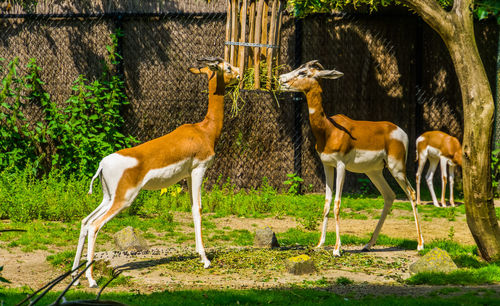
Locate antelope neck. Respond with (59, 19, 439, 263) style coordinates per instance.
(201, 71, 225, 143)
(305, 87, 329, 137)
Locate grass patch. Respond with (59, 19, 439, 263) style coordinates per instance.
(336, 276, 355, 286)
(406, 265, 500, 285)
(231, 229, 254, 246)
(0, 220, 78, 251)
(276, 228, 417, 250)
(46, 250, 76, 270)
(1, 287, 499, 305)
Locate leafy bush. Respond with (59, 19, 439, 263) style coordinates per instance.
(0, 30, 137, 177)
(283, 173, 303, 195)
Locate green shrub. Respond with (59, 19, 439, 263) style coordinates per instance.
(0, 30, 137, 178)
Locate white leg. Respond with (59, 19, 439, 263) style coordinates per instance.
(72, 179, 112, 285)
(363, 170, 396, 251)
(316, 165, 334, 248)
(85, 188, 140, 288)
(439, 156, 448, 207)
(449, 164, 456, 207)
(332, 162, 346, 256)
(416, 153, 427, 205)
(390, 168, 424, 251)
(71, 198, 110, 285)
(190, 167, 210, 268)
(425, 158, 440, 207)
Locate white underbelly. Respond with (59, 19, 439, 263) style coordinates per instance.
(319, 149, 386, 173)
(426, 145, 442, 160)
(140, 156, 215, 190)
(141, 159, 191, 190)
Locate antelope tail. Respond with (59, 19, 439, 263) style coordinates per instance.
(88, 165, 103, 195)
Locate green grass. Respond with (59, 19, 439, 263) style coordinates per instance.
(1, 287, 499, 305)
(407, 265, 500, 285)
(0, 167, 470, 226)
(46, 250, 76, 269)
(277, 228, 418, 250)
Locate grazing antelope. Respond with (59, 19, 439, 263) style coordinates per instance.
(71, 57, 240, 287)
(416, 131, 462, 207)
(279, 60, 424, 255)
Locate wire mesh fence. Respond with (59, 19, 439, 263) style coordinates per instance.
(0, 0, 498, 193)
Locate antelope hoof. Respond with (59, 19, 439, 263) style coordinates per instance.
(203, 259, 211, 269)
(332, 249, 341, 257)
(433, 203, 441, 208)
(417, 244, 424, 251)
(88, 279, 99, 288)
(71, 272, 80, 286)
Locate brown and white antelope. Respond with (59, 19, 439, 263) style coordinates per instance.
(71, 57, 240, 287)
(416, 131, 462, 207)
(279, 60, 424, 255)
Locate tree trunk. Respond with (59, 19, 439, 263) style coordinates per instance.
(448, 28, 500, 262)
(403, 0, 500, 261)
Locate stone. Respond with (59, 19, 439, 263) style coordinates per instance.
(286, 254, 316, 275)
(113, 226, 148, 252)
(409, 247, 458, 274)
(253, 226, 280, 248)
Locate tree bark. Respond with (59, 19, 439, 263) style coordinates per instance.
(402, 0, 500, 261)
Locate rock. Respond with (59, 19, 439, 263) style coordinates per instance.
(286, 254, 316, 275)
(253, 226, 280, 248)
(113, 226, 148, 252)
(409, 247, 458, 274)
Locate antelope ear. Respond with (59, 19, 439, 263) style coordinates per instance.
(207, 62, 220, 71)
(305, 60, 324, 70)
(316, 69, 344, 79)
(197, 56, 224, 71)
(188, 67, 202, 74)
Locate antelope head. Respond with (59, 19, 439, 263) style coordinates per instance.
(279, 60, 343, 93)
(189, 56, 240, 86)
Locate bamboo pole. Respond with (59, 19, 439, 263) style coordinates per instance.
(230, 0, 239, 66)
(224, 0, 232, 62)
(266, 0, 278, 89)
(260, 0, 269, 59)
(248, 1, 256, 69)
(238, 0, 248, 88)
(253, 0, 265, 89)
(274, 1, 284, 71)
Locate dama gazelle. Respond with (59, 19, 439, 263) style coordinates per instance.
(416, 131, 462, 207)
(279, 60, 424, 255)
(71, 57, 240, 287)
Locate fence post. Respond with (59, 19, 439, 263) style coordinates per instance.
(293, 17, 303, 193)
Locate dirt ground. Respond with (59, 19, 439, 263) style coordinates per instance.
(1, 201, 500, 298)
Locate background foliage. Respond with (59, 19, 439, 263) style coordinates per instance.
(287, 0, 499, 22)
(0, 30, 137, 177)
